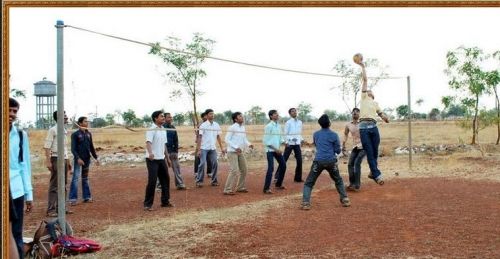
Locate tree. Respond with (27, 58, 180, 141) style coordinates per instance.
(332, 58, 388, 112)
(142, 114, 152, 127)
(488, 51, 500, 144)
(105, 113, 115, 126)
(122, 109, 137, 127)
(92, 117, 107, 128)
(323, 109, 338, 121)
(396, 105, 409, 120)
(223, 110, 233, 124)
(173, 113, 185, 125)
(297, 102, 313, 122)
(214, 113, 226, 124)
(428, 108, 441, 121)
(149, 33, 215, 127)
(444, 46, 494, 144)
(10, 88, 27, 99)
(246, 106, 266, 125)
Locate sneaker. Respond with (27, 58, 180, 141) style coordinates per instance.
(341, 198, 351, 207)
(346, 185, 356, 192)
(263, 189, 273, 194)
(236, 189, 248, 193)
(83, 199, 94, 203)
(374, 176, 385, 185)
(301, 202, 311, 210)
(161, 202, 174, 208)
(223, 191, 235, 195)
(211, 182, 219, 187)
(144, 207, 154, 211)
(196, 183, 203, 188)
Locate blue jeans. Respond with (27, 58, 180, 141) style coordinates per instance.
(283, 144, 303, 181)
(12, 195, 24, 259)
(348, 147, 366, 188)
(196, 149, 218, 184)
(303, 161, 347, 204)
(69, 158, 92, 202)
(359, 125, 382, 180)
(263, 151, 286, 191)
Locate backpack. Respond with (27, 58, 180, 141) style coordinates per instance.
(28, 219, 73, 259)
(52, 235, 102, 256)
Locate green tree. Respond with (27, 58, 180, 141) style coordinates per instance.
(332, 58, 388, 111)
(444, 46, 494, 144)
(428, 108, 441, 121)
(149, 33, 215, 127)
(173, 113, 186, 125)
(92, 117, 107, 128)
(105, 113, 115, 126)
(396, 104, 409, 120)
(214, 113, 226, 124)
(142, 114, 152, 127)
(323, 109, 338, 120)
(297, 102, 313, 122)
(488, 51, 500, 144)
(223, 110, 233, 124)
(246, 106, 265, 125)
(10, 88, 27, 99)
(122, 109, 137, 127)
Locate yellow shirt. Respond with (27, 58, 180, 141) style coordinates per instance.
(360, 92, 381, 120)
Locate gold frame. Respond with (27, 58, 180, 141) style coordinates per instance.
(2, 1, 500, 258)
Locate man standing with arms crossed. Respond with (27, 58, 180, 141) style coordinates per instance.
(44, 111, 73, 217)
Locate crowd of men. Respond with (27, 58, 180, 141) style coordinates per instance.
(8, 60, 390, 257)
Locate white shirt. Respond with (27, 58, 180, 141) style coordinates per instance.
(284, 118, 303, 145)
(145, 124, 168, 159)
(225, 123, 251, 152)
(199, 120, 222, 150)
(43, 125, 69, 159)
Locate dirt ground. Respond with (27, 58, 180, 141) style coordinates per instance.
(23, 159, 500, 258)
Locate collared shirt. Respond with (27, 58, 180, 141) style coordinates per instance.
(199, 120, 222, 150)
(225, 123, 251, 152)
(345, 121, 362, 149)
(313, 128, 341, 162)
(263, 121, 284, 153)
(163, 123, 179, 153)
(145, 124, 168, 159)
(71, 129, 98, 161)
(43, 125, 69, 159)
(9, 126, 33, 201)
(360, 92, 382, 120)
(284, 118, 303, 145)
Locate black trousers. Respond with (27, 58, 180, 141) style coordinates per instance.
(144, 159, 170, 208)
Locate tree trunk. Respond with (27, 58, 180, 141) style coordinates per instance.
(471, 94, 479, 145)
(495, 87, 500, 145)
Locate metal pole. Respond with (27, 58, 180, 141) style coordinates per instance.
(407, 76, 412, 171)
(56, 20, 66, 234)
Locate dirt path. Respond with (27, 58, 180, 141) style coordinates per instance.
(24, 164, 500, 258)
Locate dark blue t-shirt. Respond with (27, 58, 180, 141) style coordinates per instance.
(313, 128, 341, 161)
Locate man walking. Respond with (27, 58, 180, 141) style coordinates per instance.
(144, 111, 173, 211)
(9, 98, 33, 259)
(194, 112, 212, 178)
(301, 114, 350, 210)
(283, 107, 304, 182)
(262, 109, 287, 194)
(223, 112, 253, 195)
(44, 110, 73, 217)
(342, 108, 366, 192)
(195, 109, 225, 187)
(164, 112, 186, 190)
(69, 116, 99, 205)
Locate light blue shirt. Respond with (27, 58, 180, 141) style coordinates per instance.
(9, 126, 33, 201)
(285, 118, 303, 145)
(263, 121, 284, 152)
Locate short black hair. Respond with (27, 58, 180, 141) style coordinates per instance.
(268, 109, 277, 120)
(53, 111, 66, 122)
(352, 107, 360, 113)
(164, 112, 171, 117)
(200, 112, 207, 118)
(9, 98, 20, 108)
(151, 110, 163, 122)
(232, 112, 242, 123)
(77, 116, 87, 125)
(318, 114, 331, 128)
(288, 108, 296, 114)
(205, 109, 214, 114)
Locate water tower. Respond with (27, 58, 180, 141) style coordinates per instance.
(34, 78, 56, 129)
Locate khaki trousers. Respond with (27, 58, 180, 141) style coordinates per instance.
(223, 152, 248, 192)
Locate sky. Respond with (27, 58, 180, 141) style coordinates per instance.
(8, 7, 500, 125)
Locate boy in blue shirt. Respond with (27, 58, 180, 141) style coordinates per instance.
(301, 114, 350, 210)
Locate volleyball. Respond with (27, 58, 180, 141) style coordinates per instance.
(353, 53, 363, 64)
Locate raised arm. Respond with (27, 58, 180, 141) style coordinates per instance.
(360, 63, 368, 92)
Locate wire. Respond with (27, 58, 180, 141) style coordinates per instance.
(65, 24, 406, 80)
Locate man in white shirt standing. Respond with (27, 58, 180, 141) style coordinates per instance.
(195, 109, 225, 187)
(283, 107, 304, 182)
(144, 110, 173, 211)
(223, 112, 253, 195)
(43, 110, 73, 217)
